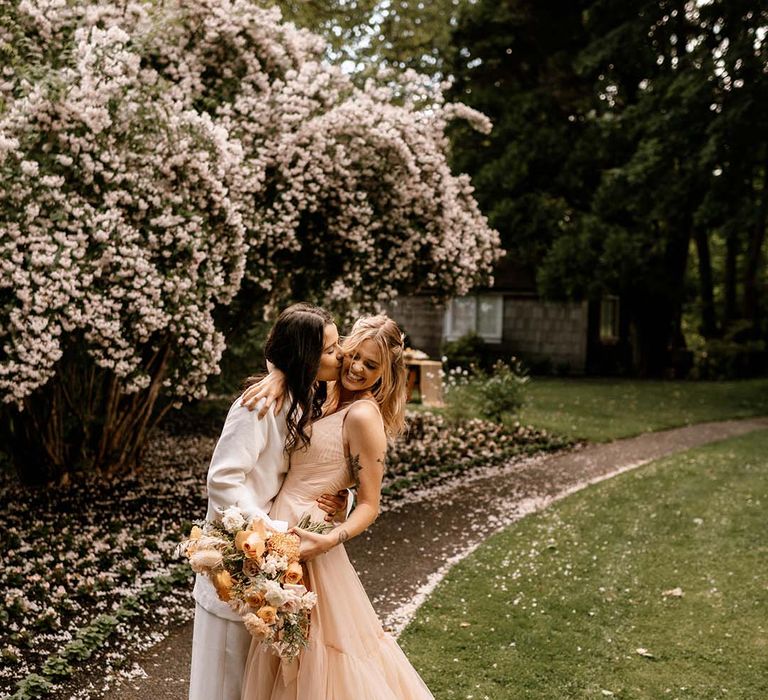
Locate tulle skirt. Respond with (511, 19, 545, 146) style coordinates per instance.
(240, 544, 433, 699)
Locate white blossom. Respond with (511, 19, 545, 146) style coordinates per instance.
(0, 0, 501, 411)
(220, 506, 246, 532)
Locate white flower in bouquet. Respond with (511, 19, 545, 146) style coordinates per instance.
(280, 583, 311, 612)
(244, 613, 272, 641)
(278, 584, 303, 611)
(300, 590, 318, 611)
(262, 579, 291, 608)
(220, 506, 246, 532)
(260, 552, 289, 577)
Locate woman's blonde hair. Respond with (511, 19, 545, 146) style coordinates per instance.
(326, 314, 407, 439)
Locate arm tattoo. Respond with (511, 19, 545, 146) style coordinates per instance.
(348, 452, 389, 489)
(337, 529, 350, 544)
(348, 453, 363, 489)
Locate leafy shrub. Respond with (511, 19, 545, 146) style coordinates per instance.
(475, 360, 529, 422)
(440, 333, 493, 371)
(688, 322, 768, 379)
(444, 358, 528, 423)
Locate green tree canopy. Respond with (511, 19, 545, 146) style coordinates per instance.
(448, 0, 768, 374)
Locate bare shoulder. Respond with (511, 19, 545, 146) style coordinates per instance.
(345, 399, 382, 426)
(344, 400, 385, 441)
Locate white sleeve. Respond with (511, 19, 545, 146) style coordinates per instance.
(206, 399, 272, 525)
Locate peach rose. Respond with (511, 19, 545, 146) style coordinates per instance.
(256, 605, 277, 626)
(234, 529, 250, 552)
(282, 561, 304, 585)
(248, 518, 268, 540)
(244, 587, 265, 609)
(242, 532, 266, 560)
(189, 525, 203, 540)
(211, 570, 233, 602)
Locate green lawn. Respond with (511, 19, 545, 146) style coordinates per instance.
(400, 430, 768, 699)
(519, 377, 768, 441)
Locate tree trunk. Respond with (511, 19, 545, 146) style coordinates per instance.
(629, 225, 691, 377)
(694, 227, 718, 337)
(2, 340, 173, 485)
(743, 158, 768, 330)
(724, 230, 738, 326)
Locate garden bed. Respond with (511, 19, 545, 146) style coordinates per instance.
(0, 408, 570, 699)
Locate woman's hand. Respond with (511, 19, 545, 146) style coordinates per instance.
(290, 527, 332, 562)
(316, 490, 348, 522)
(241, 368, 286, 417)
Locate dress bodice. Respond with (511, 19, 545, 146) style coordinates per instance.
(268, 405, 355, 526)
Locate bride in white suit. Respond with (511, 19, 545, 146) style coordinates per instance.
(189, 303, 349, 700)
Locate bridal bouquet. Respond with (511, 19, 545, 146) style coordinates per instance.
(178, 506, 327, 660)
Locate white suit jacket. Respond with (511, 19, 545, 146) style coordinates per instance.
(193, 395, 290, 621)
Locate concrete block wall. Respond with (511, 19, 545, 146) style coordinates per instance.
(388, 295, 589, 372)
(503, 298, 588, 372)
(386, 296, 445, 358)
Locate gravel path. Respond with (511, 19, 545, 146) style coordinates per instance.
(110, 416, 768, 700)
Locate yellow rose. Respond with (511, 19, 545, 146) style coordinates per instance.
(242, 532, 266, 560)
(244, 588, 265, 609)
(282, 561, 304, 585)
(211, 570, 233, 602)
(189, 525, 203, 540)
(256, 605, 277, 626)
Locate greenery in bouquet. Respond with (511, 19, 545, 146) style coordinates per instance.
(179, 507, 320, 660)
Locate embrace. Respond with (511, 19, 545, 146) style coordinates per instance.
(189, 303, 434, 699)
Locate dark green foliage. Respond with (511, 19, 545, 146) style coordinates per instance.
(273, 0, 469, 80)
(440, 332, 493, 370)
(475, 360, 529, 423)
(449, 0, 768, 376)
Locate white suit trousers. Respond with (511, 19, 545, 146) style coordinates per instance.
(189, 603, 251, 700)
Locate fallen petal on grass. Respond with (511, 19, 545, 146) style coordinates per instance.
(635, 647, 655, 659)
(662, 587, 684, 598)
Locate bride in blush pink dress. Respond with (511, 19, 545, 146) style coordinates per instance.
(240, 315, 433, 699)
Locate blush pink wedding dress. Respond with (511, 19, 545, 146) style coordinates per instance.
(240, 401, 434, 699)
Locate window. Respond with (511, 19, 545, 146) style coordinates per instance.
(445, 295, 503, 343)
(599, 296, 620, 343)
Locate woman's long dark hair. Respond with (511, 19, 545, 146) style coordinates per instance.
(248, 303, 333, 452)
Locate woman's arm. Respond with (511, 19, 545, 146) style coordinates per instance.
(292, 401, 386, 560)
(241, 366, 286, 417)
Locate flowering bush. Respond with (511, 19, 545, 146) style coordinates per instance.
(0, 0, 501, 481)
